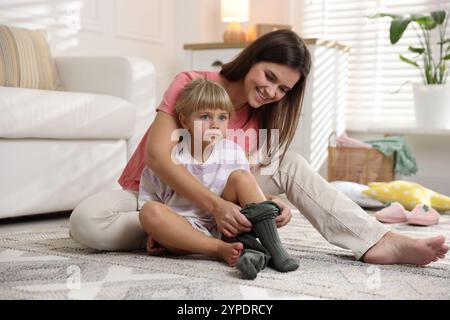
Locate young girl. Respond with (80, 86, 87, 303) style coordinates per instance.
(138, 78, 298, 274)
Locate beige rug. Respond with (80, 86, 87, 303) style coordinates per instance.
(0, 211, 449, 300)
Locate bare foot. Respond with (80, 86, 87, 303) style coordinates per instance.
(146, 236, 167, 256)
(363, 232, 449, 265)
(218, 242, 243, 266)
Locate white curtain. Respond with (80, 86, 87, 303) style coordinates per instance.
(299, 0, 450, 130)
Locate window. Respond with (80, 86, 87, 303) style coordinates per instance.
(297, 0, 450, 130)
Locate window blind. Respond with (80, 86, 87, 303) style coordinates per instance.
(298, 0, 450, 130)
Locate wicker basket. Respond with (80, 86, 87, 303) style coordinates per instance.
(327, 135, 395, 185)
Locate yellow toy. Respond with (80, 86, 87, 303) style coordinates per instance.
(362, 180, 450, 212)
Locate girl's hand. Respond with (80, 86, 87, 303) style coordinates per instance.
(212, 199, 252, 238)
(268, 196, 292, 228)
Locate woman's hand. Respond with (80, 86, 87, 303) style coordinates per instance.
(212, 198, 252, 238)
(268, 196, 292, 228)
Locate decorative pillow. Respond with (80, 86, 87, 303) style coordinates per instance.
(330, 181, 384, 208)
(362, 180, 450, 212)
(0, 25, 62, 90)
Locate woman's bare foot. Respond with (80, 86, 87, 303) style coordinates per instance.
(218, 242, 243, 266)
(362, 232, 449, 265)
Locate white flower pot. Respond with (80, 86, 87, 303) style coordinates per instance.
(413, 83, 450, 129)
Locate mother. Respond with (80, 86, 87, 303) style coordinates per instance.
(70, 30, 448, 265)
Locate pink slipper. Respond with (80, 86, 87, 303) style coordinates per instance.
(375, 202, 408, 223)
(407, 204, 440, 226)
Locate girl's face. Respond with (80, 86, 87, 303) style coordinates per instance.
(244, 62, 301, 108)
(179, 109, 230, 146)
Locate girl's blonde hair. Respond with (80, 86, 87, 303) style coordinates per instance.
(175, 78, 234, 116)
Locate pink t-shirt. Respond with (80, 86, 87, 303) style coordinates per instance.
(118, 71, 261, 191)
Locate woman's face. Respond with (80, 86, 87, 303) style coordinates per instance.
(244, 62, 301, 108)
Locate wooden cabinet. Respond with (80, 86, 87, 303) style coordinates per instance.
(184, 40, 350, 171)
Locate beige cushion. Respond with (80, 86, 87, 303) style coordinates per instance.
(0, 25, 62, 90)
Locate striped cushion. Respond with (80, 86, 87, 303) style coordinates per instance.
(0, 25, 62, 90)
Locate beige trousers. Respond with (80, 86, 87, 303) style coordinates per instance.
(69, 152, 389, 259)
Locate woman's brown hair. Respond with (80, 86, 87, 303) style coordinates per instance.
(220, 29, 311, 164)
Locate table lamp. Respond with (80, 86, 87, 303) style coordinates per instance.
(221, 0, 249, 43)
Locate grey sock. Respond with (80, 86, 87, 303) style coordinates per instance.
(235, 233, 271, 280)
(237, 232, 271, 256)
(236, 249, 269, 280)
(241, 201, 299, 272)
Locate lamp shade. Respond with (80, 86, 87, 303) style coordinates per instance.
(221, 0, 249, 23)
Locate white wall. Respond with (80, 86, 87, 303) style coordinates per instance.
(0, 0, 174, 104)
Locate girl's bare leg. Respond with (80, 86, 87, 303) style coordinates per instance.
(221, 169, 266, 205)
(139, 201, 242, 266)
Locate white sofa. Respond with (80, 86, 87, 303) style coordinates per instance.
(0, 56, 156, 219)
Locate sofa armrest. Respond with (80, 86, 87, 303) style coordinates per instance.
(54, 56, 154, 101)
(55, 56, 156, 158)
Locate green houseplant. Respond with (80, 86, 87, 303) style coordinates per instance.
(373, 10, 450, 129)
(373, 10, 450, 84)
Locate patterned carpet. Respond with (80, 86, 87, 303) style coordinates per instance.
(0, 211, 449, 300)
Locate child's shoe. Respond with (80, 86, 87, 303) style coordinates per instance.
(407, 204, 440, 226)
(375, 202, 408, 223)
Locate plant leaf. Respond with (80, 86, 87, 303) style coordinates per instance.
(444, 54, 450, 60)
(390, 18, 411, 44)
(368, 13, 403, 20)
(399, 54, 419, 67)
(414, 16, 437, 30)
(431, 10, 446, 25)
(408, 46, 424, 54)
